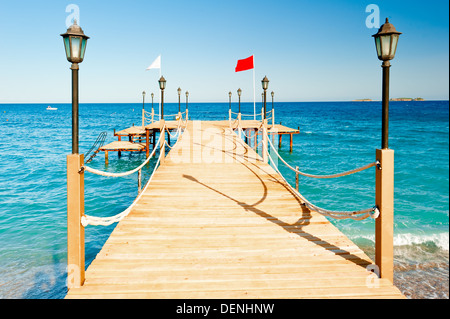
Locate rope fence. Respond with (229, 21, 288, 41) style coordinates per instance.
(81, 125, 165, 226)
(260, 129, 380, 220)
(81, 147, 164, 226)
(81, 121, 189, 227)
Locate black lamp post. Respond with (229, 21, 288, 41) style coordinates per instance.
(237, 88, 242, 114)
(151, 93, 154, 111)
(185, 91, 189, 118)
(61, 20, 89, 154)
(158, 76, 166, 119)
(372, 18, 401, 149)
(271, 91, 274, 111)
(177, 87, 181, 113)
(228, 91, 232, 111)
(261, 76, 269, 119)
(142, 91, 146, 110)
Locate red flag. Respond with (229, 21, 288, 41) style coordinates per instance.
(235, 55, 254, 72)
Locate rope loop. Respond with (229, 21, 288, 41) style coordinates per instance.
(262, 130, 378, 220)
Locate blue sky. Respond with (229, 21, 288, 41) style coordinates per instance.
(0, 0, 448, 103)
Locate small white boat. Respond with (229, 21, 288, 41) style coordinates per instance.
(46, 106, 58, 110)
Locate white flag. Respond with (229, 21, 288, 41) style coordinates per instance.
(146, 55, 161, 70)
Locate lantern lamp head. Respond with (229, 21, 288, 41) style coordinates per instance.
(261, 76, 269, 90)
(372, 18, 401, 61)
(61, 20, 89, 64)
(158, 76, 166, 90)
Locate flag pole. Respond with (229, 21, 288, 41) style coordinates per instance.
(253, 56, 256, 120)
(159, 55, 162, 117)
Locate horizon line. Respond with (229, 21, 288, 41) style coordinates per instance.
(1, 99, 449, 105)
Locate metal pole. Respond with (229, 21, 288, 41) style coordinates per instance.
(238, 95, 241, 114)
(161, 89, 164, 120)
(263, 89, 267, 119)
(142, 93, 145, 128)
(71, 63, 79, 154)
(178, 93, 181, 113)
(381, 61, 390, 149)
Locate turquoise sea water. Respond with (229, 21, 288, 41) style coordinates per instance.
(0, 101, 448, 299)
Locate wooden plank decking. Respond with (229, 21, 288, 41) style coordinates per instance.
(66, 120, 404, 299)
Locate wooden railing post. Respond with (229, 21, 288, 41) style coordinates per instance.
(67, 153, 85, 289)
(237, 113, 242, 140)
(262, 119, 268, 163)
(295, 165, 299, 191)
(272, 109, 275, 127)
(146, 128, 150, 158)
(375, 148, 394, 283)
(160, 119, 166, 164)
(138, 169, 142, 193)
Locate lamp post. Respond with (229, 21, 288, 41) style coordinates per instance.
(372, 18, 401, 284)
(142, 91, 146, 128)
(373, 18, 401, 150)
(61, 20, 89, 154)
(228, 91, 232, 121)
(61, 19, 89, 289)
(261, 76, 269, 163)
(177, 87, 182, 113)
(261, 76, 269, 119)
(158, 76, 167, 164)
(271, 91, 274, 111)
(237, 88, 242, 114)
(142, 91, 146, 109)
(271, 91, 275, 127)
(185, 91, 189, 120)
(158, 76, 166, 119)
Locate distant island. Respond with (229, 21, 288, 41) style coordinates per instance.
(390, 97, 425, 101)
(353, 97, 425, 102)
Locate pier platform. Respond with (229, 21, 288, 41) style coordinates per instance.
(66, 120, 404, 299)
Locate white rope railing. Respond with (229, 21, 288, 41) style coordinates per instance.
(166, 119, 184, 139)
(81, 123, 177, 227)
(231, 111, 261, 118)
(266, 134, 379, 179)
(82, 131, 163, 178)
(261, 130, 379, 220)
(266, 150, 379, 220)
(81, 147, 164, 226)
(145, 111, 159, 118)
(240, 128, 259, 140)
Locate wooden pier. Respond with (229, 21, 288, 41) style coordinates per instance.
(66, 120, 404, 299)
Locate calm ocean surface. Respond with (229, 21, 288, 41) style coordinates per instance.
(0, 101, 448, 299)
